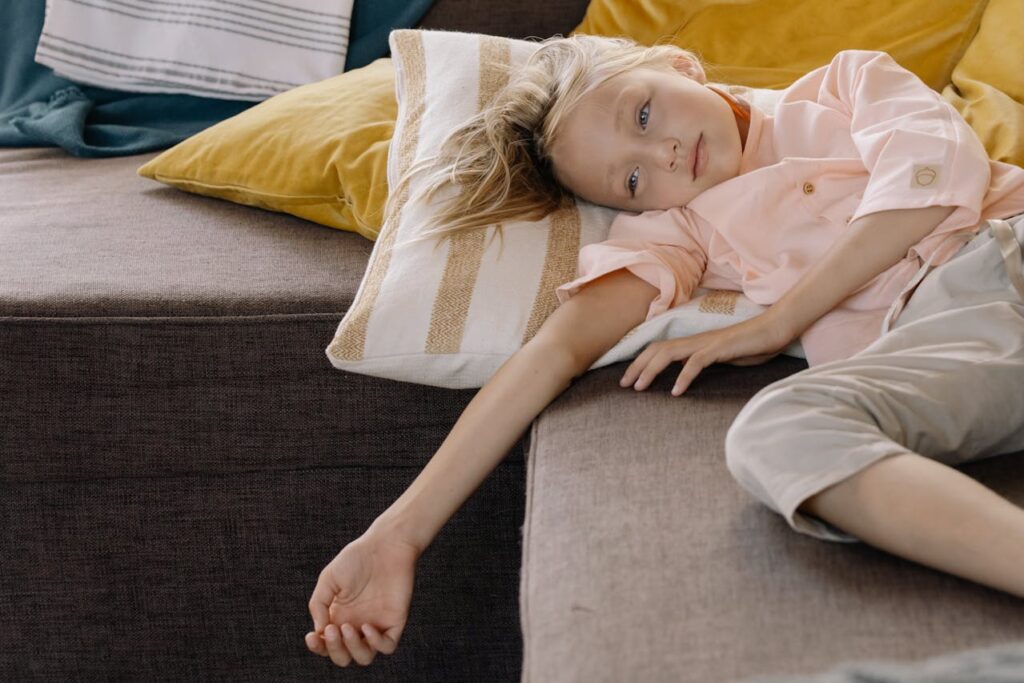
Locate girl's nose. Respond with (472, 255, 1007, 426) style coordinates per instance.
(660, 140, 679, 171)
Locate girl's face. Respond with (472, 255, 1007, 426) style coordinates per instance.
(549, 63, 744, 212)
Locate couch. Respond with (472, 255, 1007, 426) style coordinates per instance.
(3, 0, 1024, 680)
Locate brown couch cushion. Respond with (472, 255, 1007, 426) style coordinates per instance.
(0, 147, 526, 479)
(521, 360, 1024, 681)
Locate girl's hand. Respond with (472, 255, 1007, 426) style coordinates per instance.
(619, 313, 792, 396)
(305, 529, 421, 668)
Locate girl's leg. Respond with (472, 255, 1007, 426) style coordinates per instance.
(724, 306, 1024, 596)
(799, 451, 1024, 599)
(728, 216, 1024, 597)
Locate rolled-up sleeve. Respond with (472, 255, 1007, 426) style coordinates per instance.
(554, 207, 707, 323)
(818, 50, 991, 227)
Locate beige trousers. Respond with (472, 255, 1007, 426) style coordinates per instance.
(724, 212, 1024, 543)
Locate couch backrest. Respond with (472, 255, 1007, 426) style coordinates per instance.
(418, 0, 590, 40)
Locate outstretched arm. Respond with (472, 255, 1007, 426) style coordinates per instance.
(371, 268, 659, 552)
(305, 269, 658, 667)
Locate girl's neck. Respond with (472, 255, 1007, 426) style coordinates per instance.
(707, 85, 750, 151)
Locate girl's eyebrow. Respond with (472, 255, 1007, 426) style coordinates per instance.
(613, 87, 631, 135)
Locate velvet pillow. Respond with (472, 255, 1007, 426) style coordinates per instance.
(572, 0, 987, 91)
(324, 29, 804, 389)
(940, 0, 1024, 168)
(137, 58, 396, 241)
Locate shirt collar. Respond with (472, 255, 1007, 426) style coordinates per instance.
(738, 100, 764, 175)
(704, 85, 766, 176)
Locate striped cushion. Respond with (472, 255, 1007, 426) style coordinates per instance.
(325, 29, 806, 389)
(35, 0, 354, 100)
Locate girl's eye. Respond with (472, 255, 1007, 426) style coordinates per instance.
(627, 101, 650, 198)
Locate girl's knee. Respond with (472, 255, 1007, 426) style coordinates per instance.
(725, 384, 813, 502)
(725, 383, 813, 468)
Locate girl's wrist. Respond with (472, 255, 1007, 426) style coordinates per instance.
(763, 304, 798, 348)
(367, 510, 428, 557)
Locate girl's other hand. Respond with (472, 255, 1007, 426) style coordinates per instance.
(305, 529, 421, 667)
(619, 312, 791, 396)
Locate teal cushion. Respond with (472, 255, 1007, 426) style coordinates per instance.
(0, 0, 434, 157)
(345, 0, 436, 71)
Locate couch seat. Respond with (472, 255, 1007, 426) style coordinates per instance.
(520, 360, 1024, 682)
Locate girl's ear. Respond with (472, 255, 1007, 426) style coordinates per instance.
(670, 54, 707, 84)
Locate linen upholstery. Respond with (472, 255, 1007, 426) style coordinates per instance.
(741, 641, 1024, 682)
(520, 359, 1024, 681)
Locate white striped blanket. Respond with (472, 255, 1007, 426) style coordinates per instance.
(34, 0, 355, 101)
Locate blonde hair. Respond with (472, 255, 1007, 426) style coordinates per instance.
(389, 34, 708, 255)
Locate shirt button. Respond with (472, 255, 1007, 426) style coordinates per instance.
(802, 182, 815, 194)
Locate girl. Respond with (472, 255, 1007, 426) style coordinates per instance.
(304, 34, 1024, 668)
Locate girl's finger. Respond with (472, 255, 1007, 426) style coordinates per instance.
(621, 343, 663, 386)
(361, 624, 394, 655)
(673, 355, 705, 396)
(623, 362, 645, 388)
(620, 358, 645, 386)
(362, 626, 385, 655)
(324, 624, 353, 667)
(634, 348, 681, 391)
(633, 366, 655, 390)
(341, 622, 376, 666)
(305, 631, 328, 657)
(308, 575, 337, 636)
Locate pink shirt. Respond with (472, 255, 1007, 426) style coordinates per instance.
(554, 49, 1024, 367)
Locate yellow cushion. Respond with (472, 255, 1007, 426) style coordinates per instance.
(138, 58, 396, 241)
(571, 0, 987, 92)
(940, 0, 1024, 167)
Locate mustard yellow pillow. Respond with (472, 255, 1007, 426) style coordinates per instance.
(138, 57, 396, 241)
(940, 0, 1024, 168)
(571, 0, 987, 92)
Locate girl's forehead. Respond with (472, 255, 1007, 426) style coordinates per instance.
(588, 70, 642, 105)
(594, 64, 672, 99)
(586, 68, 659, 113)
(603, 66, 654, 89)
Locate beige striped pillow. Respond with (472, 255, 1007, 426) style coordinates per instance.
(325, 29, 805, 389)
